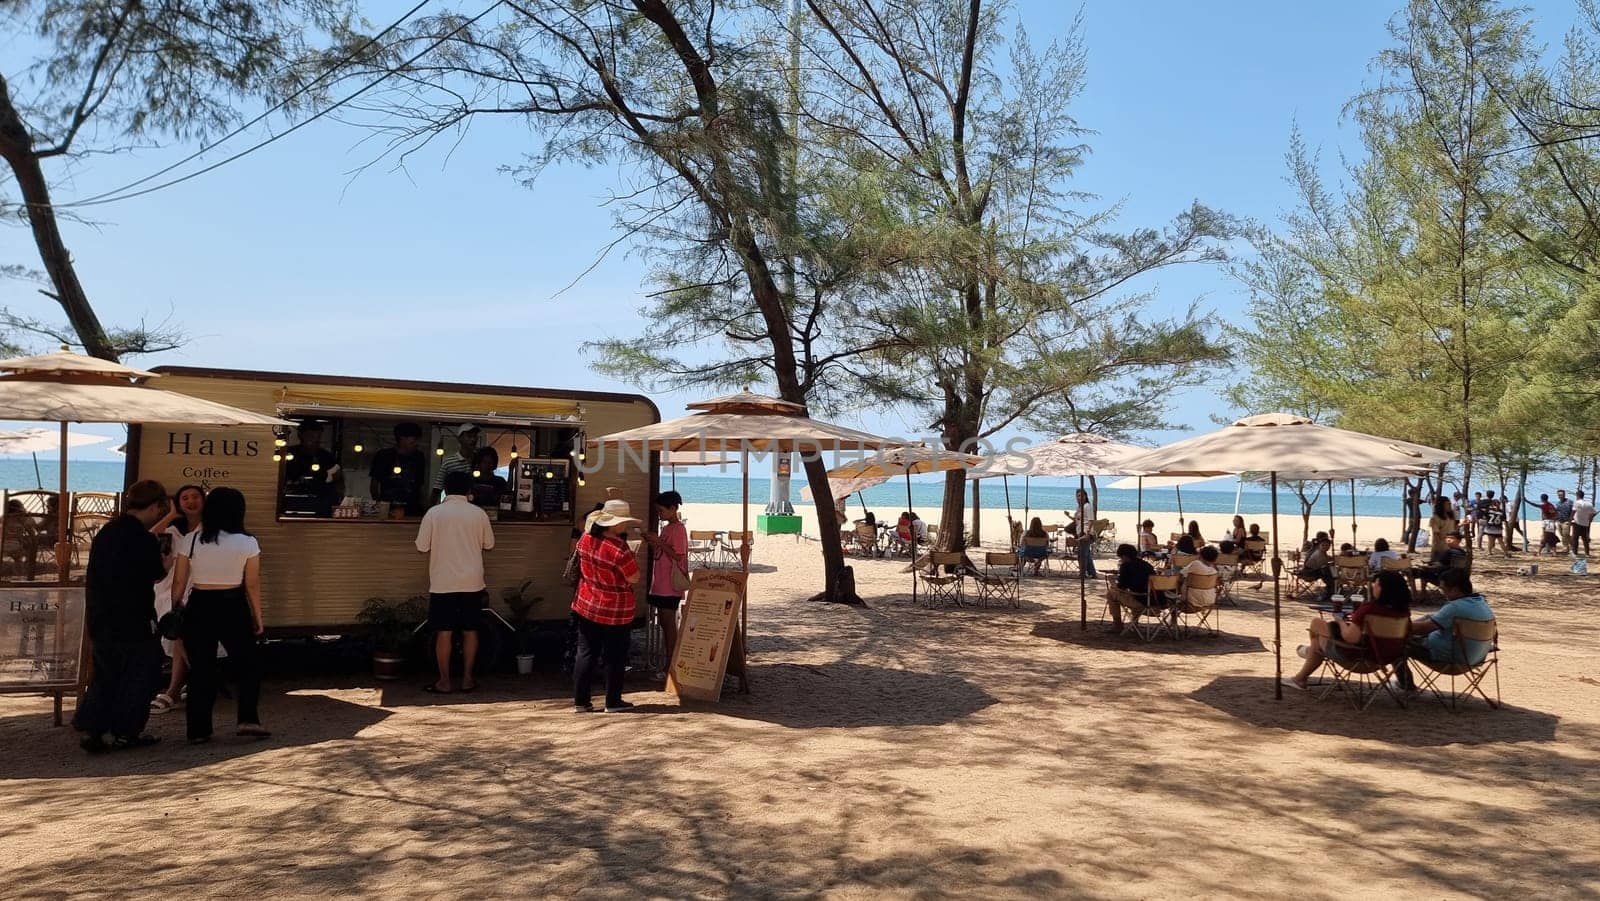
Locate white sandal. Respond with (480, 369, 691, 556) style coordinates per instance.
(149, 692, 177, 713)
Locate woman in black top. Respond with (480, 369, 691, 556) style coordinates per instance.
(1106, 544, 1155, 631)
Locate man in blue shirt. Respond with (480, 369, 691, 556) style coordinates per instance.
(1555, 489, 1575, 555)
(1411, 569, 1495, 665)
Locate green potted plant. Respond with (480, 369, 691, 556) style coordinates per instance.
(356, 595, 427, 680)
(502, 580, 544, 675)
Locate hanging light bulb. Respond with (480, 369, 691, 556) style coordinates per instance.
(353, 443, 364, 453)
(578, 452, 586, 461)
(274, 438, 287, 448)
(392, 466, 403, 475)
(577, 477, 586, 487)
(436, 447, 445, 456)
(545, 471, 554, 479)
(472, 470, 482, 478)
(272, 453, 283, 463)
(285, 453, 295, 461)
(310, 463, 321, 473)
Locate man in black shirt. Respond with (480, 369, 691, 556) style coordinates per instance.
(370, 421, 428, 515)
(282, 421, 342, 514)
(1106, 543, 1155, 631)
(73, 479, 169, 752)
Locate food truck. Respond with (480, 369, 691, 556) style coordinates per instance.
(125, 367, 659, 633)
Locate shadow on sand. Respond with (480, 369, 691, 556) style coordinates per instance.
(1030, 620, 1267, 657)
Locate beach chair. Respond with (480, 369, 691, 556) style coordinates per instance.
(70, 492, 119, 516)
(1314, 613, 1411, 711)
(687, 530, 720, 569)
(1174, 572, 1220, 637)
(851, 521, 881, 558)
(1020, 536, 1052, 576)
(1411, 618, 1500, 710)
(1333, 555, 1369, 598)
(1380, 555, 1411, 574)
(719, 531, 752, 569)
(68, 511, 112, 568)
(1169, 552, 1197, 571)
(1058, 534, 1081, 574)
(1120, 574, 1178, 640)
(1091, 519, 1117, 556)
(1239, 538, 1268, 583)
(975, 552, 1021, 607)
(1213, 552, 1240, 605)
(918, 551, 966, 607)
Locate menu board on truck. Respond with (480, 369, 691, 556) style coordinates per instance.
(667, 569, 746, 702)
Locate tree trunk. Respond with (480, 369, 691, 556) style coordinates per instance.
(938, 469, 966, 553)
(802, 454, 860, 604)
(0, 75, 116, 360)
(970, 478, 980, 546)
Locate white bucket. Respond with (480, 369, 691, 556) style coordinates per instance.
(515, 654, 536, 675)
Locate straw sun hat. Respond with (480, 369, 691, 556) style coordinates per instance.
(589, 499, 640, 530)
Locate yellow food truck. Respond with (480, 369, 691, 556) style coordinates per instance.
(125, 367, 659, 634)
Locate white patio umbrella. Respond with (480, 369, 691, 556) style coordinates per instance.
(588, 392, 896, 686)
(826, 446, 985, 603)
(1118, 413, 1455, 700)
(0, 348, 293, 583)
(0, 426, 113, 488)
(982, 433, 1148, 628)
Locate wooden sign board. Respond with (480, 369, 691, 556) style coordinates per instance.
(667, 569, 746, 702)
(0, 585, 85, 692)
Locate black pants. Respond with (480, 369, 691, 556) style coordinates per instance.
(73, 637, 161, 738)
(183, 587, 261, 740)
(572, 614, 631, 708)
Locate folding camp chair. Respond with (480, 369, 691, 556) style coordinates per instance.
(687, 530, 720, 569)
(719, 531, 752, 569)
(1314, 613, 1411, 711)
(1411, 618, 1500, 710)
(852, 521, 881, 558)
(1019, 536, 1052, 576)
(1174, 571, 1220, 637)
(1058, 534, 1081, 575)
(1239, 538, 1268, 584)
(917, 551, 966, 607)
(975, 552, 1021, 607)
(1119, 574, 1178, 640)
(1091, 519, 1117, 556)
(1213, 552, 1240, 605)
(1333, 555, 1369, 599)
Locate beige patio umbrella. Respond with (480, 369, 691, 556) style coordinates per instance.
(0, 426, 112, 488)
(588, 392, 896, 686)
(1118, 413, 1455, 700)
(0, 348, 292, 583)
(827, 446, 985, 603)
(977, 433, 1149, 627)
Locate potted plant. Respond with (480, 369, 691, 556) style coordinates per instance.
(503, 580, 544, 675)
(356, 595, 427, 680)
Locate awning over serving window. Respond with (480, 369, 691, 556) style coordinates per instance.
(274, 384, 582, 428)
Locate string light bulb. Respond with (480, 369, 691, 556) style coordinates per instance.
(472, 470, 482, 478)
(353, 443, 364, 453)
(392, 466, 402, 475)
(435, 447, 445, 456)
(272, 453, 282, 463)
(545, 471, 554, 479)
(310, 463, 321, 472)
(577, 477, 586, 487)
(285, 453, 295, 461)
(274, 438, 287, 448)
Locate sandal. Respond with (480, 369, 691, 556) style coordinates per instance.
(111, 734, 161, 750)
(149, 692, 176, 713)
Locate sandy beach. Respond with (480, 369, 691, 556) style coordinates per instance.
(2, 519, 1597, 898)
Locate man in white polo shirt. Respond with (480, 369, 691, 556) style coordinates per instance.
(416, 469, 495, 694)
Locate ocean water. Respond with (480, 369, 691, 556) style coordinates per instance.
(0, 460, 1411, 519)
(662, 474, 1409, 518)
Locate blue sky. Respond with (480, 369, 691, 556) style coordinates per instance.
(0, 0, 1582, 473)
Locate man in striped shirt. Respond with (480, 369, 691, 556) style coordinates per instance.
(434, 423, 481, 496)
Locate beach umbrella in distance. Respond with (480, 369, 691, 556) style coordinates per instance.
(0, 347, 293, 584)
(0, 426, 113, 488)
(978, 433, 1148, 628)
(827, 445, 985, 603)
(1118, 413, 1455, 700)
(588, 392, 896, 691)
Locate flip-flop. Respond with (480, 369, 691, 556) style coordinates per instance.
(1281, 678, 1309, 692)
(421, 684, 453, 694)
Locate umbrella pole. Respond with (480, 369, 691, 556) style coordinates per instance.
(1327, 480, 1335, 541)
(1350, 478, 1358, 548)
(741, 449, 749, 684)
(1003, 475, 1012, 523)
(1136, 476, 1144, 534)
(1272, 472, 1282, 701)
(56, 422, 69, 583)
(1079, 474, 1086, 631)
(1023, 476, 1030, 523)
(1177, 485, 1185, 530)
(906, 471, 917, 604)
(31, 451, 43, 488)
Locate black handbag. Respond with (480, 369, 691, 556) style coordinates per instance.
(158, 609, 185, 641)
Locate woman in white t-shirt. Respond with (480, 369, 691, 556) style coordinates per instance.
(1172, 545, 1220, 606)
(171, 487, 268, 744)
(150, 484, 205, 713)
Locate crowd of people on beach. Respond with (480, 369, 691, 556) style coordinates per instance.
(1441, 488, 1596, 558)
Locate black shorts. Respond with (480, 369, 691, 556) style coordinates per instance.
(647, 593, 682, 611)
(429, 591, 486, 632)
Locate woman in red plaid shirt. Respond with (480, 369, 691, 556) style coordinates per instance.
(572, 499, 642, 712)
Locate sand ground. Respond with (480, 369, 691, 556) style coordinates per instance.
(2, 508, 1598, 899)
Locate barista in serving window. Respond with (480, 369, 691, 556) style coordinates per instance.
(468, 446, 510, 509)
(369, 421, 429, 515)
(283, 421, 344, 510)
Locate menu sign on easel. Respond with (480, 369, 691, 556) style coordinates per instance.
(667, 569, 746, 702)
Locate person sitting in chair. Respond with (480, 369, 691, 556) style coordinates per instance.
(1105, 544, 1155, 631)
(1298, 533, 1336, 601)
(1411, 530, 1469, 595)
(1285, 569, 1412, 691)
(1168, 545, 1219, 605)
(1019, 517, 1051, 574)
(1137, 519, 1160, 557)
(1407, 569, 1494, 668)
